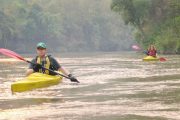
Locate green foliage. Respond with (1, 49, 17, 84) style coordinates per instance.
(0, 0, 134, 53)
(111, 0, 180, 54)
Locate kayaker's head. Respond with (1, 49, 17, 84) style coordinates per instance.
(148, 44, 156, 51)
(36, 42, 47, 57)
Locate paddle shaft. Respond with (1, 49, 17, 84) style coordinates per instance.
(0, 48, 74, 80)
(26, 60, 71, 79)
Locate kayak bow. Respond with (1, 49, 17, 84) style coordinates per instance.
(11, 73, 63, 93)
(143, 56, 159, 61)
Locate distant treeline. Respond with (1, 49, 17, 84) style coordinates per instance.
(0, 0, 134, 53)
(111, 0, 180, 54)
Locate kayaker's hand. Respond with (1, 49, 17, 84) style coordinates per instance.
(33, 63, 42, 70)
(144, 51, 148, 55)
(68, 74, 79, 83)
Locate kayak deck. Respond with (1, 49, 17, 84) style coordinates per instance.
(143, 56, 159, 61)
(11, 73, 63, 93)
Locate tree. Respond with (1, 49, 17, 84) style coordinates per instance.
(0, 0, 134, 53)
(111, 0, 180, 54)
(111, 0, 150, 41)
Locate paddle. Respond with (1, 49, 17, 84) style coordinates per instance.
(132, 45, 141, 51)
(131, 45, 167, 62)
(159, 57, 166, 62)
(0, 48, 80, 83)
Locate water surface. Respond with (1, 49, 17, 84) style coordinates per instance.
(0, 52, 180, 120)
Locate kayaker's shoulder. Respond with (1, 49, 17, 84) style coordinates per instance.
(31, 57, 37, 62)
(47, 55, 57, 61)
(32, 55, 58, 62)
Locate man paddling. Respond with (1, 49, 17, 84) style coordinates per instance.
(26, 42, 78, 82)
(145, 45, 157, 57)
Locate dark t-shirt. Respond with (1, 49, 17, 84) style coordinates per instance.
(29, 55, 61, 75)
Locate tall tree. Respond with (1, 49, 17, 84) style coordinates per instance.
(111, 0, 180, 54)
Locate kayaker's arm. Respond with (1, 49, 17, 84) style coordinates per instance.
(26, 58, 37, 76)
(59, 66, 79, 82)
(26, 63, 41, 76)
(26, 69, 33, 76)
(58, 66, 70, 76)
(156, 51, 158, 57)
(52, 58, 70, 76)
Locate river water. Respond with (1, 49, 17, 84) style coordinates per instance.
(0, 52, 180, 120)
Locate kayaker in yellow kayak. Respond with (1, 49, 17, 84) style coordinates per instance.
(26, 42, 78, 82)
(145, 45, 157, 57)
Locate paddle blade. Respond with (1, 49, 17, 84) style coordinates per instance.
(159, 57, 166, 61)
(132, 45, 141, 51)
(0, 48, 25, 61)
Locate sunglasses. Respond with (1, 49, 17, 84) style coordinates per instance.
(37, 47, 46, 50)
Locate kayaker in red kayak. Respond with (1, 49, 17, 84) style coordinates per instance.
(26, 42, 78, 82)
(146, 45, 157, 57)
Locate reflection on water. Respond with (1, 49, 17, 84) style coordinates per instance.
(0, 52, 180, 120)
(0, 98, 64, 110)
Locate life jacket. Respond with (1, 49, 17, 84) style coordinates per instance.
(36, 55, 50, 74)
(148, 49, 157, 57)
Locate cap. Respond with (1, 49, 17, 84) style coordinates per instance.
(37, 42, 47, 49)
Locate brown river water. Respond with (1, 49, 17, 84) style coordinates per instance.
(0, 52, 180, 120)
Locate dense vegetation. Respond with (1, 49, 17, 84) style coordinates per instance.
(111, 0, 180, 54)
(0, 0, 134, 53)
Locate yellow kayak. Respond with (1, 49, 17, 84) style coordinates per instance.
(11, 73, 63, 93)
(143, 56, 159, 61)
